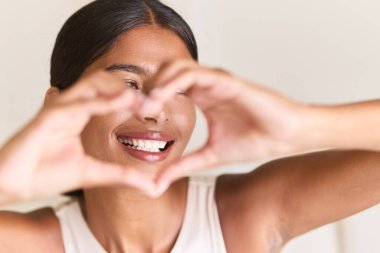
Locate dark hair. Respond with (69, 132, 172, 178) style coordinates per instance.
(50, 0, 198, 90)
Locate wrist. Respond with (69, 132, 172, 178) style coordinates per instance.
(298, 103, 367, 151)
(296, 104, 338, 151)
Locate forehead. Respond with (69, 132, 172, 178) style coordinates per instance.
(93, 26, 192, 75)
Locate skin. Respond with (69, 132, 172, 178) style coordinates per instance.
(142, 60, 380, 189)
(0, 72, 155, 204)
(1, 25, 380, 253)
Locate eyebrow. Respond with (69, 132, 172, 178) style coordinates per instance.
(105, 64, 149, 76)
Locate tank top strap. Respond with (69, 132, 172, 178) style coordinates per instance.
(171, 176, 227, 253)
(54, 199, 107, 253)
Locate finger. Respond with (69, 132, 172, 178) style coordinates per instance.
(156, 68, 238, 103)
(80, 156, 157, 195)
(41, 90, 141, 134)
(65, 89, 139, 117)
(145, 59, 197, 93)
(140, 68, 235, 116)
(155, 147, 219, 193)
(59, 71, 127, 103)
(140, 68, 202, 116)
(77, 89, 142, 116)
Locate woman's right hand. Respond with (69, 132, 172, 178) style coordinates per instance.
(143, 60, 380, 194)
(0, 72, 156, 205)
(141, 60, 319, 190)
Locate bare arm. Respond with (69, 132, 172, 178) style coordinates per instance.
(0, 208, 64, 253)
(222, 150, 380, 249)
(278, 150, 380, 240)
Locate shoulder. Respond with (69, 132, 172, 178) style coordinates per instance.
(0, 207, 64, 253)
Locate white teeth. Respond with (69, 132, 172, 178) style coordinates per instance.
(145, 141, 152, 149)
(158, 141, 166, 149)
(118, 136, 170, 153)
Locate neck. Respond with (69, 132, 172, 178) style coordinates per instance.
(82, 178, 188, 253)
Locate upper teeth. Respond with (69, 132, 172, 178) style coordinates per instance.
(117, 136, 168, 153)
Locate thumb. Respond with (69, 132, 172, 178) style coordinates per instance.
(80, 157, 157, 195)
(155, 147, 219, 194)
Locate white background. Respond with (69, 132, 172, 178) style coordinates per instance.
(1, 0, 380, 252)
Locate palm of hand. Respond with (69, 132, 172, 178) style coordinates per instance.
(203, 97, 297, 165)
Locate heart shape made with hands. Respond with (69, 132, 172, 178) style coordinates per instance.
(33, 67, 300, 199)
(1, 70, 245, 201)
(136, 63, 302, 196)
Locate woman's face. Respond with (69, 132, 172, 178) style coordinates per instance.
(81, 26, 196, 176)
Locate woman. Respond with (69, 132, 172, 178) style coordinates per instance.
(1, 1, 380, 253)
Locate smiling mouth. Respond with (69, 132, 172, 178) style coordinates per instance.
(115, 131, 177, 162)
(117, 136, 175, 153)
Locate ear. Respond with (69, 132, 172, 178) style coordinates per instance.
(44, 87, 61, 105)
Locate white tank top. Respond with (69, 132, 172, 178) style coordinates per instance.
(54, 176, 227, 253)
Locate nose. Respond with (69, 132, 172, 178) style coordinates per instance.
(139, 104, 171, 124)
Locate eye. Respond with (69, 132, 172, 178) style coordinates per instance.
(125, 79, 141, 91)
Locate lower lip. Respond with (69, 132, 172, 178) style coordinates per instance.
(119, 142, 174, 162)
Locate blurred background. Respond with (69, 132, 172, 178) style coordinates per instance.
(1, 0, 380, 252)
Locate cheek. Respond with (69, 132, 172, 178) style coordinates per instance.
(81, 109, 133, 144)
(80, 115, 119, 157)
(81, 117, 105, 153)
